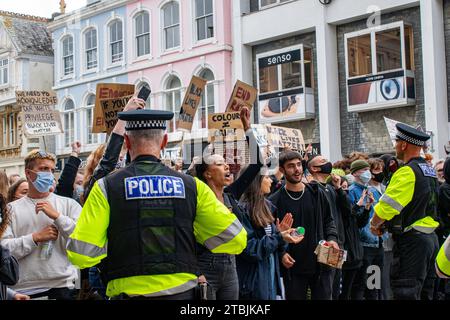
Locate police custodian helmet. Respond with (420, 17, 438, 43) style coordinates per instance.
(395, 123, 430, 147)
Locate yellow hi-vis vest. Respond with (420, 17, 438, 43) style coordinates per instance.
(436, 235, 450, 278)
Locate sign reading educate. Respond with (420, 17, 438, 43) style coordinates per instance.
(208, 112, 245, 143)
(225, 80, 257, 112)
(177, 76, 207, 132)
(93, 83, 135, 133)
(100, 95, 133, 134)
(16, 91, 63, 137)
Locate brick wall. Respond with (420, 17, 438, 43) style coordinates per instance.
(251, 32, 320, 145)
(337, 6, 424, 156)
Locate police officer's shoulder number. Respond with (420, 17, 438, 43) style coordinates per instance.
(418, 163, 437, 178)
(125, 175, 186, 200)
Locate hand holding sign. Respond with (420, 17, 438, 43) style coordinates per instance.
(240, 106, 251, 131)
(123, 96, 146, 112)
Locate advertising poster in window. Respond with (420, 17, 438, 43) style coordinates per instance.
(345, 22, 416, 112)
(15, 91, 64, 137)
(93, 83, 135, 133)
(257, 46, 314, 123)
(177, 76, 207, 132)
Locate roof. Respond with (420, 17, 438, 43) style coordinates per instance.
(0, 10, 53, 57)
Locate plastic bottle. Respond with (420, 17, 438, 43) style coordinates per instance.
(40, 240, 54, 260)
(291, 226, 305, 237)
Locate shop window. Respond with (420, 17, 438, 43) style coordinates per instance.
(256, 44, 315, 123)
(345, 21, 415, 112)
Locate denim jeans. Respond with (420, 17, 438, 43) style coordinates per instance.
(198, 252, 239, 300)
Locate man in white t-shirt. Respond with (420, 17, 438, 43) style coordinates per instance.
(1, 150, 81, 300)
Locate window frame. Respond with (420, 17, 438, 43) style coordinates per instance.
(194, 0, 215, 43)
(83, 27, 98, 73)
(108, 19, 124, 65)
(163, 75, 182, 132)
(84, 94, 99, 145)
(63, 99, 75, 148)
(161, 1, 181, 52)
(258, 0, 292, 10)
(61, 35, 74, 77)
(344, 21, 415, 112)
(195, 68, 215, 130)
(0, 58, 9, 87)
(134, 10, 151, 59)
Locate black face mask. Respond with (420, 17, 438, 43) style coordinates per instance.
(372, 172, 385, 183)
(318, 162, 333, 175)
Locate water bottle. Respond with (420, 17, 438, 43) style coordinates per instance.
(291, 226, 305, 237)
(40, 240, 54, 260)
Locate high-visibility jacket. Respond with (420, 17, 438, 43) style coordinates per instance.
(67, 156, 247, 298)
(436, 235, 450, 278)
(374, 157, 439, 234)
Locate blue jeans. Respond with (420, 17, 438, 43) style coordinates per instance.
(198, 252, 239, 300)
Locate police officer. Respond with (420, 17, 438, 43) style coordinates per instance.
(369, 123, 440, 300)
(436, 235, 450, 279)
(66, 110, 247, 300)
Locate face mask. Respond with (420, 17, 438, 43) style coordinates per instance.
(372, 172, 385, 183)
(73, 185, 84, 201)
(30, 171, 54, 193)
(318, 162, 333, 175)
(359, 170, 372, 184)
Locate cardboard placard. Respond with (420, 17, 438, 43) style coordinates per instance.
(225, 80, 257, 112)
(177, 76, 207, 132)
(100, 95, 133, 134)
(251, 124, 305, 152)
(384, 117, 400, 147)
(15, 91, 63, 137)
(208, 112, 245, 143)
(93, 83, 135, 133)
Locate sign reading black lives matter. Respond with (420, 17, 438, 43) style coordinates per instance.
(16, 91, 63, 137)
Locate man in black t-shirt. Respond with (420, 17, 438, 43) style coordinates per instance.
(269, 151, 339, 300)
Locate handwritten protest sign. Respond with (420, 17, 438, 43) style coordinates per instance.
(100, 95, 132, 134)
(15, 91, 63, 137)
(93, 83, 135, 133)
(225, 80, 257, 112)
(383, 117, 400, 147)
(177, 76, 207, 132)
(251, 124, 305, 154)
(208, 112, 245, 143)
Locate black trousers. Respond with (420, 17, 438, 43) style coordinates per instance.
(352, 246, 384, 300)
(284, 270, 333, 300)
(29, 288, 78, 300)
(391, 231, 439, 300)
(340, 268, 359, 300)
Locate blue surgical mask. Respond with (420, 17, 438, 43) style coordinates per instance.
(73, 185, 84, 203)
(31, 171, 54, 193)
(359, 170, 372, 184)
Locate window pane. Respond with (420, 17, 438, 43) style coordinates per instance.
(118, 22, 123, 40)
(87, 94, 95, 106)
(144, 13, 150, 33)
(168, 76, 181, 89)
(174, 25, 180, 47)
(197, 17, 206, 41)
(347, 34, 372, 77)
(196, 0, 205, 17)
(206, 83, 214, 106)
(164, 4, 172, 27)
(87, 108, 92, 144)
(165, 28, 174, 49)
(304, 48, 313, 88)
(136, 14, 143, 35)
(261, 0, 277, 7)
(65, 99, 74, 110)
(200, 68, 214, 81)
(205, 0, 213, 15)
(259, 65, 278, 93)
(110, 23, 116, 42)
(207, 15, 214, 38)
(404, 25, 414, 70)
(173, 3, 179, 24)
(282, 61, 301, 89)
(376, 28, 402, 72)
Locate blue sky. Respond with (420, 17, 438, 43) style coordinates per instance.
(0, 0, 86, 18)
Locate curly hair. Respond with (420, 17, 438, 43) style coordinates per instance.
(82, 144, 107, 190)
(0, 194, 10, 238)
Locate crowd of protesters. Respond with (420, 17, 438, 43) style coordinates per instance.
(0, 97, 449, 301)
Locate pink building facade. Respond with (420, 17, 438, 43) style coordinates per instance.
(126, 0, 233, 145)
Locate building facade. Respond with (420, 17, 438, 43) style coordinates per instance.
(48, 0, 130, 167)
(233, 0, 450, 162)
(0, 11, 54, 175)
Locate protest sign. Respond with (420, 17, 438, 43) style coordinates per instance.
(177, 76, 207, 132)
(251, 124, 305, 152)
(225, 80, 257, 112)
(15, 91, 63, 137)
(208, 112, 245, 143)
(384, 116, 400, 147)
(93, 83, 135, 133)
(100, 95, 132, 134)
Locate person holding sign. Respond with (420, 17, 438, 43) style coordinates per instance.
(67, 109, 247, 300)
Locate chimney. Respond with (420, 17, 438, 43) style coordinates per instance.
(60, 0, 66, 14)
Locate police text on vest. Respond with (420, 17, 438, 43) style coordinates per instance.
(125, 175, 186, 200)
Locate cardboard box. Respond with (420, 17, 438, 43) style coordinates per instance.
(314, 241, 347, 269)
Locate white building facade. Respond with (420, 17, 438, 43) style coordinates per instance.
(232, 0, 450, 161)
